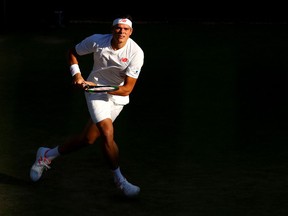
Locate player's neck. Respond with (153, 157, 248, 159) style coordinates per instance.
(111, 39, 127, 50)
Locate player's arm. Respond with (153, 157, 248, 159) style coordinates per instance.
(67, 47, 93, 88)
(109, 76, 137, 96)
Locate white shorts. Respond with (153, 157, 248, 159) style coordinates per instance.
(85, 92, 124, 123)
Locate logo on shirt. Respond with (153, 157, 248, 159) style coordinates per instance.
(121, 58, 128, 62)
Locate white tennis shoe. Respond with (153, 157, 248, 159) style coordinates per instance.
(116, 179, 140, 197)
(30, 147, 51, 182)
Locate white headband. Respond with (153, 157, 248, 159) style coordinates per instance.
(112, 18, 132, 28)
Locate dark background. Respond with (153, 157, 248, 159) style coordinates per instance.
(1, 0, 288, 30)
(1, 2, 288, 215)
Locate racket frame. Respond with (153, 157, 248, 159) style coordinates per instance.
(85, 85, 119, 93)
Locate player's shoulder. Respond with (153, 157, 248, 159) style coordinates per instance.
(84, 34, 112, 47)
(128, 38, 144, 54)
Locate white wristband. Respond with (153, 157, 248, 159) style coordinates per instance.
(70, 64, 81, 77)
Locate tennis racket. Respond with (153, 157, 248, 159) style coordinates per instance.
(84, 85, 119, 93)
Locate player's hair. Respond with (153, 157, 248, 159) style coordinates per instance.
(122, 14, 133, 22)
(115, 14, 133, 22)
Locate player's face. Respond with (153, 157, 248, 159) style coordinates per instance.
(112, 24, 133, 43)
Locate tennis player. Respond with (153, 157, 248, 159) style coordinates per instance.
(30, 14, 144, 198)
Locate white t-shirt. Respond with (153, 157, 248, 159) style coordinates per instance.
(75, 34, 144, 105)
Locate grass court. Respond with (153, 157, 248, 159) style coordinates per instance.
(0, 22, 288, 215)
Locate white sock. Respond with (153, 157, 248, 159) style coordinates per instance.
(112, 167, 125, 183)
(45, 146, 60, 160)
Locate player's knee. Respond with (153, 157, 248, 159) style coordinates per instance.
(87, 138, 96, 145)
(80, 136, 96, 145)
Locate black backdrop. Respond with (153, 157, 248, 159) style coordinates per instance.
(1, 0, 288, 29)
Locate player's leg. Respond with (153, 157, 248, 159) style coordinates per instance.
(30, 118, 100, 182)
(97, 118, 140, 197)
(94, 100, 140, 197)
(96, 118, 119, 169)
(58, 119, 100, 155)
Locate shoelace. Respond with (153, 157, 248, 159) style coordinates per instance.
(37, 157, 51, 170)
